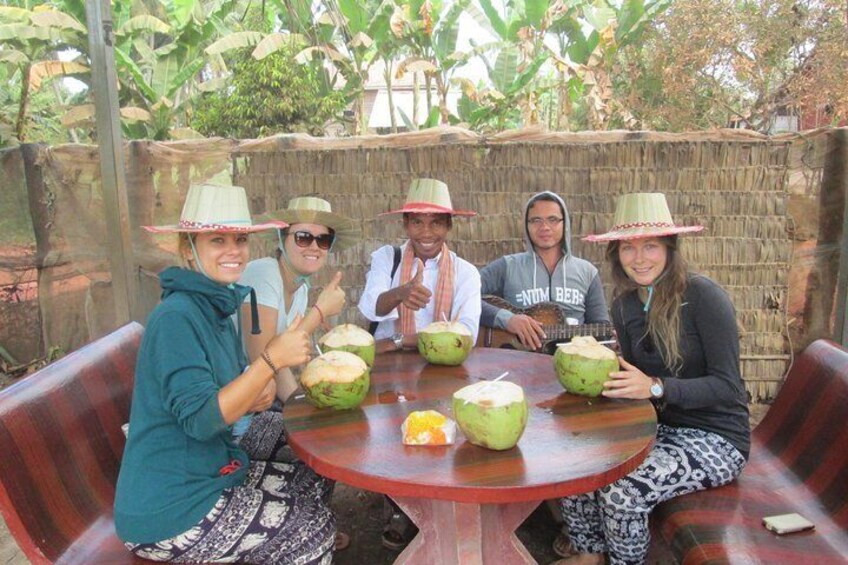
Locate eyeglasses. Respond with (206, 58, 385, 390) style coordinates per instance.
(528, 216, 564, 227)
(292, 231, 334, 250)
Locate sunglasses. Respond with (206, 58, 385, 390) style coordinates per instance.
(292, 231, 335, 250)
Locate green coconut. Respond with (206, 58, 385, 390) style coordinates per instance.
(318, 323, 376, 367)
(417, 321, 473, 366)
(301, 350, 370, 410)
(452, 380, 528, 450)
(554, 335, 619, 397)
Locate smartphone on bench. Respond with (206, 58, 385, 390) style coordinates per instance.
(762, 513, 815, 535)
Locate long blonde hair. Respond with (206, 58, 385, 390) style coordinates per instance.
(606, 236, 689, 373)
(177, 233, 194, 270)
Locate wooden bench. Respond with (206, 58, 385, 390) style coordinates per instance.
(649, 339, 848, 563)
(0, 322, 157, 564)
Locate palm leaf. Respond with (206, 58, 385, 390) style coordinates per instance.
(524, 0, 550, 28)
(349, 31, 373, 49)
(131, 37, 156, 65)
(205, 31, 264, 55)
(491, 47, 518, 93)
(151, 53, 181, 99)
(395, 56, 438, 80)
(163, 57, 205, 99)
(0, 23, 61, 42)
(583, 2, 616, 32)
(29, 60, 88, 91)
(254, 32, 307, 59)
(115, 47, 158, 103)
(335, 0, 368, 34)
(506, 54, 547, 95)
(30, 10, 86, 33)
(397, 106, 415, 130)
(169, 127, 205, 139)
(0, 49, 29, 66)
(0, 7, 32, 23)
(433, 0, 466, 60)
(120, 106, 152, 122)
(476, 0, 507, 39)
(60, 104, 95, 127)
(117, 15, 171, 36)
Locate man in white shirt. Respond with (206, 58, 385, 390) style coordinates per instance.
(358, 178, 481, 550)
(358, 178, 481, 351)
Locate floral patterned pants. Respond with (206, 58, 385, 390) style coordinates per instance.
(126, 415, 335, 564)
(560, 424, 746, 565)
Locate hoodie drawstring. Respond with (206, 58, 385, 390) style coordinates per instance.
(249, 288, 260, 334)
(643, 285, 654, 313)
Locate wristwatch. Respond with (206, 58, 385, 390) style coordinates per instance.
(391, 333, 404, 351)
(649, 377, 664, 399)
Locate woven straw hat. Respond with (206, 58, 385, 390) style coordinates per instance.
(144, 183, 286, 234)
(261, 196, 360, 251)
(584, 192, 703, 242)
(380, 178, 476, 217)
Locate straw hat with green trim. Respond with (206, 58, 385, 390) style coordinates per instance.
(583, 192, 703, 242)
(262, 196, 360, 251)
(380, 178, 476, 217)
(143, 183, 287, 234)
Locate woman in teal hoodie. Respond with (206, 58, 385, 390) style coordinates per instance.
(114, 184, 336, 564)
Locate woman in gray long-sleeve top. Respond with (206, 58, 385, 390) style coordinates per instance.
(554, 193, 750, 565)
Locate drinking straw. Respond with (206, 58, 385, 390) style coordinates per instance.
(465, 371, 509, 404)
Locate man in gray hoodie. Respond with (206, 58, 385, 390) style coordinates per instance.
(480, 191, 610, 350)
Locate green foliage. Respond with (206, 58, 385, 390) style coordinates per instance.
(192, 46, 346, 138)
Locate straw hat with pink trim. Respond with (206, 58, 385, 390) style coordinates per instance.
(143, 183, 287, 234)
(583, 192, 703, 242)
(380, 178, 476, 217)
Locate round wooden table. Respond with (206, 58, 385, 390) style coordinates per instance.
(283, 348, 656, 564)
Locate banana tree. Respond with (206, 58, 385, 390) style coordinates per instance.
(458, 0, 566, 128)
(547, 0, 671, 130)
(0, 4, 89, 142)
(389, 0, 472, 126)
(108, 0, 258, 139)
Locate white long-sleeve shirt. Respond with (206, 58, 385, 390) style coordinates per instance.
(358, 242, 481, 342)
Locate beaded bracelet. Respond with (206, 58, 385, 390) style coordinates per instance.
(260, 350, 279, 374)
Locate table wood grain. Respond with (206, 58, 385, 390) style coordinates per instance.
(283, 348, 656, 564)
(283, 348, 656, 503)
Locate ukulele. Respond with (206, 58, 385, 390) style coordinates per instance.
(477, 295, 616, 354)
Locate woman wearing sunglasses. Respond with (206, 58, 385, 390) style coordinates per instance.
(236, 197, 359, 455)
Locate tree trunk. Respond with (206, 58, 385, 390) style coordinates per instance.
(385, 63, 397, 133)
(21, 143, 48, 357)
(435, 74, 449, 125)
(413, 73, 420, 131)
(425, 74, 433, 119)
(15, 63, 31, 142)
(802, 129, 848, 346)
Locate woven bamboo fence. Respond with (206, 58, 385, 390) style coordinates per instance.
(4, 126, 843, 403)
(226, 129, 791, 402)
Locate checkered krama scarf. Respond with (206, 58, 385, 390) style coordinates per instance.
(396, 242, 454, 336)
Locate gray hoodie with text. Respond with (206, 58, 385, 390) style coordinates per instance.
(479, 192, 609, 329)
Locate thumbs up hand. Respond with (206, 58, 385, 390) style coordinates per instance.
(401, 258, 432, 311)
(265, 314, 311, 368)
(316, 270, 346, 321)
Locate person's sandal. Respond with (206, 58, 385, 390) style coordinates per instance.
(334, 532, 350, 552)
(552, 530, 576, 558)
(381, 510, 418, 550)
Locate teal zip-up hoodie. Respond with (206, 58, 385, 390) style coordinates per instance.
(114, 267, 251, 543)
